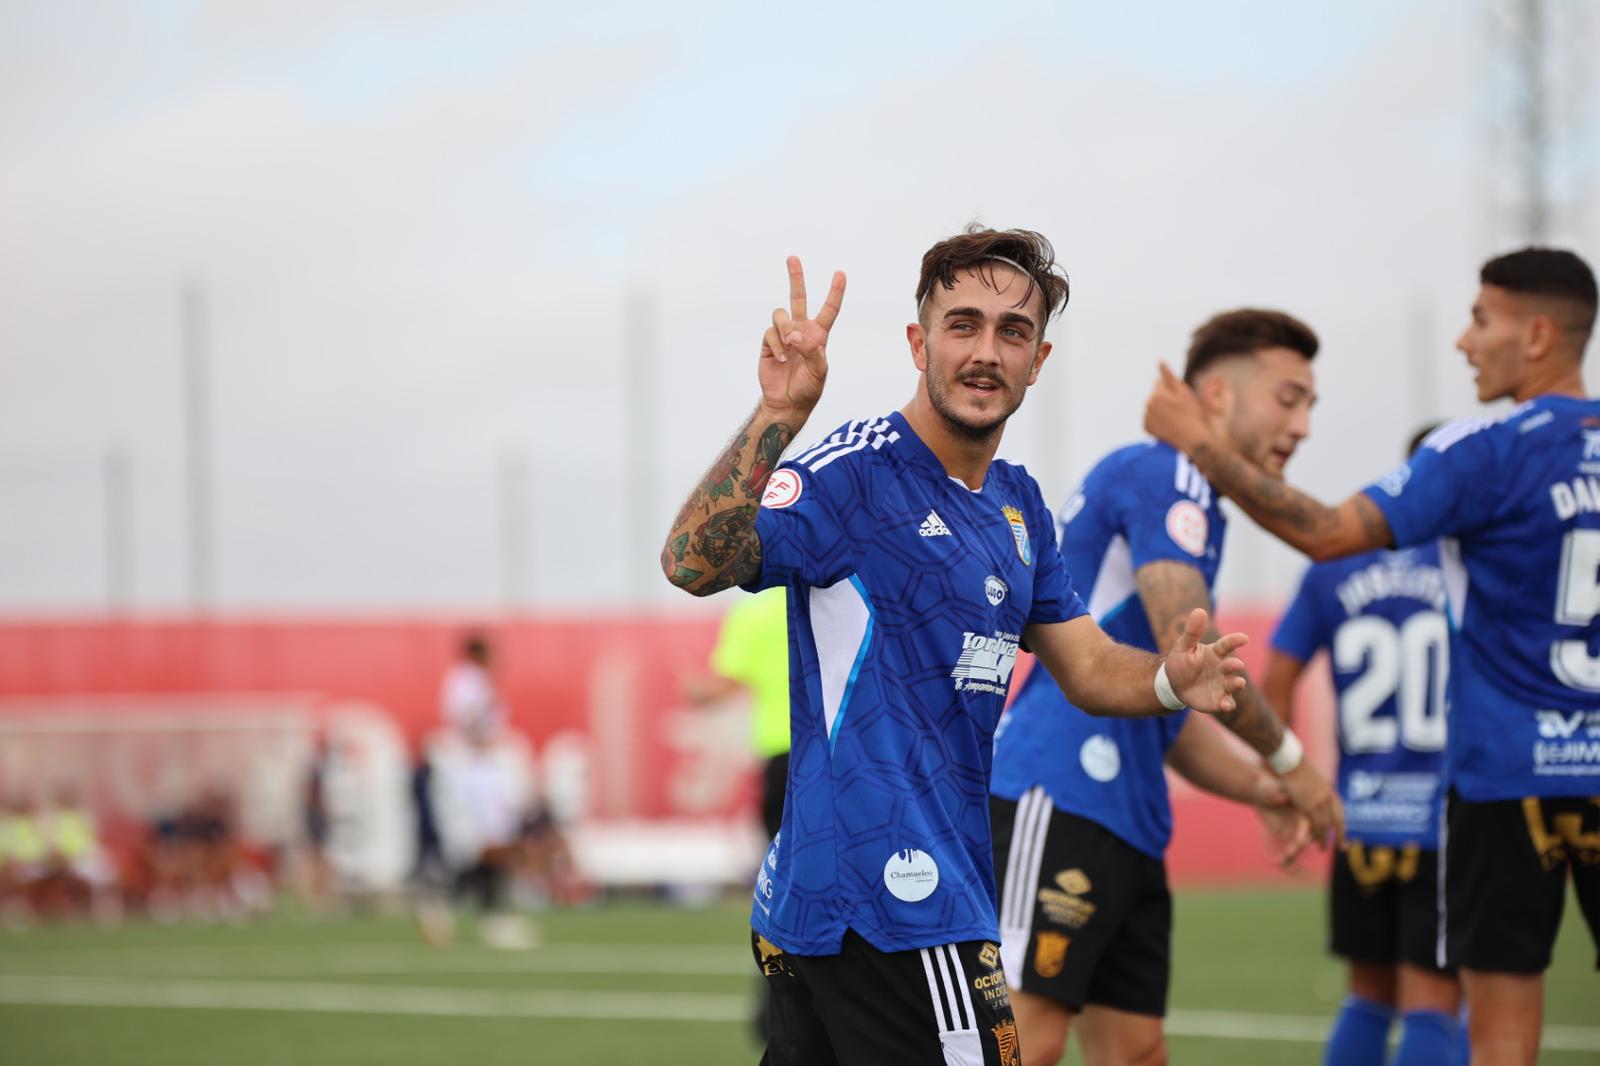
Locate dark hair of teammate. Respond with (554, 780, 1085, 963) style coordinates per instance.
(1183, 309, 1320, 385)
(1479, 248, 1597, 355)
(915, 225, 1070, 331)
(1407, 423, 1441, 459)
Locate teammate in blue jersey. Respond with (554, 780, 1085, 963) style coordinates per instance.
(661, 227, 1253, 1066)
(990, 309, 1341, 1066)
(1146, 248, 1600, 1066)
(1263, 426, 1465, 1066)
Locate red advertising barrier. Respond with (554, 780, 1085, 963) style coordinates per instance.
(0, 607, 1334, 884)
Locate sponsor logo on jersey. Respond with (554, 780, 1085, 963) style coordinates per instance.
(978, 942, 1000, 969)
(985, 575, 1008, 606)
(950, 631, 1021, 695)
(1002, 505, 1032, 565)
(1032, 932, 1071, 979)
(992, 1019, 1021, 1066)
(1055, 868, 1091, 895)
(973, 961, 1011, 1009)
(919, 510, 952, 537)
(1079, 735, 1121, 782)
(761, 469, 803, 509)
(883, 848, 939, 902)
(1165, 499, 1209, 557)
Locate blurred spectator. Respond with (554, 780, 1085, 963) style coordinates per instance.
(0, 795, 48, 927)
(414, 633, 546, 949)
(40, 787, 117, 921)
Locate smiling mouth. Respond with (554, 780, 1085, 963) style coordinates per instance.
(961, 378, 1002, 395)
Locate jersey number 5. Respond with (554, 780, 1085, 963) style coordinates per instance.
(1553, 529, 1600, 692)
(1334, 613, 1449, 753)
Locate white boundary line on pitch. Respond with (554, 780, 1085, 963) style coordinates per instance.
(0, 976, 1596, 1053)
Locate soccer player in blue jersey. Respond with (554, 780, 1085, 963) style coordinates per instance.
(990, 309, 1341, 1066)
(661, 227, 1253, 1066)
(1263, 425, 1465, 1066)
(1145, 248, 1600, 1066)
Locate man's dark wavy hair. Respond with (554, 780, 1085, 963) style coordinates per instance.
(915, 225, 1070, 331)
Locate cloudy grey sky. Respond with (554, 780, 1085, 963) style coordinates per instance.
(2, 1, 1596, 614)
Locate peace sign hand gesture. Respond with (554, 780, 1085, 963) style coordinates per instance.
(760, 257, 846, 421)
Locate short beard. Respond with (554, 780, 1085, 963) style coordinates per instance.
(927, 373, 1023, 443)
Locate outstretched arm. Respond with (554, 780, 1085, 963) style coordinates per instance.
(1135, 560, 1344, 846)
(1143, 364, 1393, 562)
(1165, 715, 1311, 868)
(1024, 609, 1248, 719)
(659, 258, 846, 597)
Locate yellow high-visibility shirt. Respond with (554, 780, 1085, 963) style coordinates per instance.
(710, 587, 791, 759)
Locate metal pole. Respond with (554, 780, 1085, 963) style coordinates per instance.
(623, 283, 659, 606)
(103, 446, 132, 612)
(181, 280, 214, 610)
(497, 448, 531, 609)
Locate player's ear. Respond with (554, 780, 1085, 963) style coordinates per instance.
(1027, 340, 1052, 385)
(1194, 371, 1230, 415)
(907, 322, 928, 371)
(1526, 312, 1558, 361)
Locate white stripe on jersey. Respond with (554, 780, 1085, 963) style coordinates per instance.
(807, 579, 872, 744)
(999, 787, 1051, 989)
(795, 418, 892, 470)
(1085, 534, 1135, 621)
(808, 427, 901, 472)
(794, 419, 867, 466)
(1439, 537, 1468, 629)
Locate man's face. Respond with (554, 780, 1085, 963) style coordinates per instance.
(1210, 347, 1316, 478)
(1456, 284, 1531, 403)
(909, 265, 1051, 441)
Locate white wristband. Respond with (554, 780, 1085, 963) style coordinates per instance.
(1267, 728, 1304, 774)
(1153, 663, 1185, 711)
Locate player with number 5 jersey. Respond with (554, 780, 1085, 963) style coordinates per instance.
(1265, 425, 1464, 1066)
(1145, 248, 1600, 1066)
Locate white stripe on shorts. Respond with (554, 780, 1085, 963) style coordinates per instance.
(999, 787, 1052, 987)
(919, 944, 983, 1066)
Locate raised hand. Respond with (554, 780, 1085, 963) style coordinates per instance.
(1163, 607, 1249, 713)
(1143, 362, 1211, 456)
(760, 256, 846, 420)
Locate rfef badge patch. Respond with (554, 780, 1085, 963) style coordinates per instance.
(1165, 500, 1208, 557)
(1002, 505, 1032, 565)
(762, 469, 803, 510)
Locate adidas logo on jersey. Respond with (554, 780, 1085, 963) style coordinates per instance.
(919, 511, 952, 537)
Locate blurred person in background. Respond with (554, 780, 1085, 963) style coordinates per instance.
(683, 584, 792, 1039)
(1145, 248, 1600, 1066)
(683, 586, 791, 841)
(661, 229, 1255, 1066)
(989, 309, 1336, 1066)
(1264, 424, 1464, 1066)
(416, 632, 542, 950)
(39, 786, 118, 922)
(0, 795, 48, 927)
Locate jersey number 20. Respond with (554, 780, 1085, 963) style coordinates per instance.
(1333, 613, 1448, 753)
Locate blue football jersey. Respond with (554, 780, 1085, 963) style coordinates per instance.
(1364, 395, 1600, 800)
(992, 441, 1225, 860)
(744, 411, 1085, 955)
(1272, 546, 1448, 847)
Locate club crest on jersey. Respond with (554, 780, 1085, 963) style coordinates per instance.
(1033, 932, 1070, 979)
(1002, 505, 1032, 565)
(761, 469, 803, 509)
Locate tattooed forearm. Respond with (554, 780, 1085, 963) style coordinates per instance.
(1189, 441, 1391, 560)
(1135, 559, 1284, 752)
(1190, 442, 1340, 545)
(1210, 681, 1287, 757)
(660, 406, 798, 597)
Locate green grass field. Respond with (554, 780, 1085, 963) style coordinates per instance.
(0, 889, 1594, 1065)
